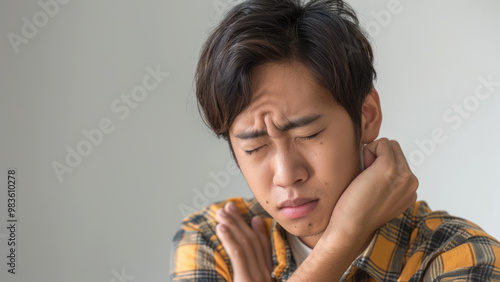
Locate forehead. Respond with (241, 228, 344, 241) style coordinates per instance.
(250, 61, 328, 104)
(230, 61, 335, 132)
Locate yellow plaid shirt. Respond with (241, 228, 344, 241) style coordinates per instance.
(170, 197, 500, 281)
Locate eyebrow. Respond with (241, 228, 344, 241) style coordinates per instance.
(234, 114, 323, 140)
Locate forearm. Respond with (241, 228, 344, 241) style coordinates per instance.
(288, 229, 374, 281)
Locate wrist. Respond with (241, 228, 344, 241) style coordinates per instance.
(318, 223, 374, 259)
(288, 227, 375, 281)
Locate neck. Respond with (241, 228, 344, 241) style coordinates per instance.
(300, 231, 374, 256)
(299, 233, 322, 249)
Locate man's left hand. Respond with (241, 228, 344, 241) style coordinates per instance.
(215, 201, 275, 282)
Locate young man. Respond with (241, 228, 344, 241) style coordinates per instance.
(171, 0, 500, 281)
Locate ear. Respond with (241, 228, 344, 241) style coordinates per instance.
(360, 88, 382, 144)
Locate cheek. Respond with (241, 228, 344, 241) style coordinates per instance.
(307, 139, 358, 192)
(239, 158, 273, 198)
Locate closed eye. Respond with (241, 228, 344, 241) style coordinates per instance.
(244, 129, 325, 155)
(300, 129, 325, 140)
(244, 146, 264, 156)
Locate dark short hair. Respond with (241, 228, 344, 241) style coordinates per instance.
(196, 0, 376, 159)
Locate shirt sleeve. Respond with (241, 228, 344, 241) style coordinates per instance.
(410, 212, 500, 281)
(423, 233, 500, 281)
(170, 197, 264, 281)
(170, 222, 232, 281)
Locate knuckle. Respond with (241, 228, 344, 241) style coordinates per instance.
(389, 139, 400, 147)
(411, 176, 419, 192)
(240, 236, 251, 246)
(399, 169, 412, 180)
(379, 137, 390, 143)
(378, 138, 391, 148)
(384, 165, 397, 181)
(230, 246, 244, 259)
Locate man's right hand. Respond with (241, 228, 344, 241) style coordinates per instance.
(289, 138, 418, 281)
(323, 138, 418, 248)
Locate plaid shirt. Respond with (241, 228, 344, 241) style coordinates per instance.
(170, 197, 500, 281)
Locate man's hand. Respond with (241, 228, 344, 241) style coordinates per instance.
(215, 202, 274, 282)
(215, 138, 418, 281)
(324, 138, 418, 244)
(290, 138, 419, 281)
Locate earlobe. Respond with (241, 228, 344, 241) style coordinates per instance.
(360, 88, 383, 144)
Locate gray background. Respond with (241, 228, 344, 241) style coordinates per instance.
(0, 0, 499, 281)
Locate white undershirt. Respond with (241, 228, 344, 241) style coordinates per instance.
(286, 232, 313, 267)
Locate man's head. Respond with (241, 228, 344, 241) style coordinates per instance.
(196, 0, 382, 243)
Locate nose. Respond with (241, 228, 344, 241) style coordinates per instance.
(272, 147, 309, 188)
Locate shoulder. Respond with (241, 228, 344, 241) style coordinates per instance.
(177, 197, 269, 234)
(170, 197, 269, 281)
(401, 201, 500, 281)
(172, 196, 269, 249)
(404, 201, 499, 252)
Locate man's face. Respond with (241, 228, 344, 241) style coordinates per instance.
(229, 61, 363, 241)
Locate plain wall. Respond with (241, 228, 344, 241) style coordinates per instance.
(0, 0, 499, 281)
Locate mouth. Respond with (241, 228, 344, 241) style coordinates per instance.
(279, 198, 319, 219)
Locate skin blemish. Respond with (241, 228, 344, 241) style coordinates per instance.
(308, 223, 312, 227)
(320, 142, 323, 145)
(266, 201, 269, 204)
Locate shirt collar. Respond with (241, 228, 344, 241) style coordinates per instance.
(268, 219, 296, 280)
(267, 215, 406, 281)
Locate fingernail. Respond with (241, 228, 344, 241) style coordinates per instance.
(218, 224, 227, 232)
(227, 201, 238, 212)
(252, 216, 263, 225)
(217, 208, 228, 218)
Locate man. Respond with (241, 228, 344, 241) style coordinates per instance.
(171, 0, 500, 281)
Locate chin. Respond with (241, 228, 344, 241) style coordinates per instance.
(288, 228, 325, 240)
(281, 220, 327, 238)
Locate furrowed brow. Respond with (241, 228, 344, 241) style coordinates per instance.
(277, 114, 322, 132)
(235, 114, 322, 140)
(235, 129, 268, 140)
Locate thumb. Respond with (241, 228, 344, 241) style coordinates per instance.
(362, 143, 377, 169)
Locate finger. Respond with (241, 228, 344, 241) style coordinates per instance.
(383, 141, 419, 213)
(216, 223, 251, 279)
(389, 140, 419, 194)
(215, 202, 254, 235)
(216, 204, 262, 277)
(248, 216, 272, 276)
(361, 143, 376, 169)
(363, 137, 396, 169)
(388, 140, 412, 175)
(224, 203, 270, 277)
(252, 216, 273, 273)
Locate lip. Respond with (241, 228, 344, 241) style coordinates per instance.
(279, 198, 319, 219)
